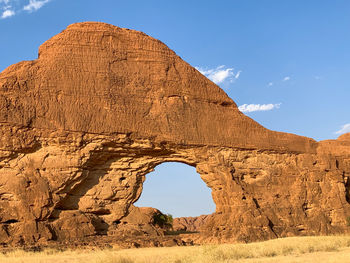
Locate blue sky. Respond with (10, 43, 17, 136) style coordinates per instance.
(1, 0, 350, 217)
(135, 162, 216, 218)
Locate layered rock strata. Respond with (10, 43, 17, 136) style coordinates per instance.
(0, 22, 349, 247)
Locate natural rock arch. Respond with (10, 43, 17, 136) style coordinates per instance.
(0, 22, 349, 247)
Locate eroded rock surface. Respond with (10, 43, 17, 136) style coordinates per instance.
(173, 215, 211, 232)
(0, 22, 349, 247)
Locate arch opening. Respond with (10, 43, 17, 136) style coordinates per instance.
(133, 162, 216, 233)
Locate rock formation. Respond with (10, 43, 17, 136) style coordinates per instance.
(0, 22, 349, 247)
(173, 215, 210, 232)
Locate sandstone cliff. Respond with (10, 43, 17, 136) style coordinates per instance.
(0, 22, 349, 247)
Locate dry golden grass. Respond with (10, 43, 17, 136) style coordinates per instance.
(1, 235, 350, 263)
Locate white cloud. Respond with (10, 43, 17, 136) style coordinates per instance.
(0, 0, 11, 10)
(23, 0, 50, 12)
(0, 0, 52, 18)
(196, 65, 241, 84)
(238, 103, 281, 113)
(1, 9, 14, 18)
(283, 76, 290, 81)
(235, 70, 241, 79)
(335, 123, 350, 135)
(268, 82, 273, 87)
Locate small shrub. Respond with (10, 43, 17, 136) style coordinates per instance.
(153, 212, 173, 229)
(347, 217, 350, 227)
(164, 230, 199, 235)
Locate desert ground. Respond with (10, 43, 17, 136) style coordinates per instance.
(1, 235, 350, 263)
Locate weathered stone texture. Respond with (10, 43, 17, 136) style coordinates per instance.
(173, 215, 211, 232)
(0, 22, 349, 247)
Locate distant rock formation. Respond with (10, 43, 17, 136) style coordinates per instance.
(0, 22, 349, 247)
(173, 215, 211, 232)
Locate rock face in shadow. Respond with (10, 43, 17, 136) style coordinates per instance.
(0, 22, 349, 247)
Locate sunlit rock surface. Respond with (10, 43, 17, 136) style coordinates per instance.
(0, 22, 349, 247)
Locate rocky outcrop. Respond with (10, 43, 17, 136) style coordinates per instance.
(173, 215, 211, 232)
(0, 22, 349, 247)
